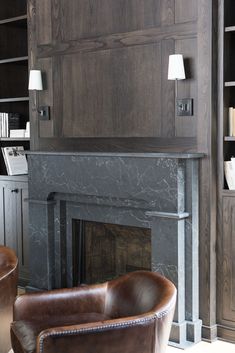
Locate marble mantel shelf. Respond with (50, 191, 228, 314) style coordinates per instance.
(26, 151, 204, 159)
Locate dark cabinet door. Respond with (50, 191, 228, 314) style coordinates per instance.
(218, 196, 235, 340)
(0, 179, 29, 285)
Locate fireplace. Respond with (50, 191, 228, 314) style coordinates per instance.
(27, 151, 203, 348)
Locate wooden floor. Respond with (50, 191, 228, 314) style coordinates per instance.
(167, 340, 235, 352)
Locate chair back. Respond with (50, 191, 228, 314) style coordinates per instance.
(0, 246, 18, 353)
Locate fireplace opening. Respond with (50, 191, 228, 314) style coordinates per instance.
(72, 220, 151, 285)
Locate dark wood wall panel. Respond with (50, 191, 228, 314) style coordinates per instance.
(36, 0, 52, 45)
(221, 197, 235, 323)
(175, 0, 198, 23)
(160, 39, 175, 137)
(62, 44, 162, 138)
(175, 37, 197, 137)
(160, 0, 175, 25)
(38, 58, 54, 138)
(61, 0, 161, 41)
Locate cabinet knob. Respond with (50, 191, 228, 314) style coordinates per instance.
(11, 189, 19, 193)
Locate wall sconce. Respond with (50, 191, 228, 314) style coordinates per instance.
(168, 54, 193, 116)
(28, 70, 50, 120)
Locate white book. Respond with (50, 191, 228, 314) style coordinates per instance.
(1, 146, 28, 175)
(2, 113, 4, 137)
(0, 113, 3, 138)
(10, 129, 25, 138)
(6, 113, 8, 137)
(229, 107, 233, 136)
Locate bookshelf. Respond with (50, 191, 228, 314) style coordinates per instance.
(0, 1, 30, 286)
(0, 0, 30, 175)
(217, 0, 235, 341)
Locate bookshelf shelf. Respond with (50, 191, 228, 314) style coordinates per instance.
(0, 15, 27, 25)
(0, 138, 30, 142)
(0, 56, 28, 65)
(0, 97, 29, 103)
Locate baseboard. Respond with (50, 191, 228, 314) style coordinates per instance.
(217, 324, 235, 343)
(202, 324, 218, 342)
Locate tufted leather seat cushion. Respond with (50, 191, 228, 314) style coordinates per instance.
(11, 312, 110, 353)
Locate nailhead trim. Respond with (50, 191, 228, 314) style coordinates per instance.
(39, 303, 175, 353)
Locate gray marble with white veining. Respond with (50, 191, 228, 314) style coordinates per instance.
(27, 152, 202, 347)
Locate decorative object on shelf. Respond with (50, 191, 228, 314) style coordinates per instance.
(1, 146, 28, 176)
(168, 54, 193, 116)
(25, 121, 30, 138)
(224, 158, 235, 190)
(228, 106, 235, 136)
(28, 70, 50, 120)
(0, 112, 21, 138)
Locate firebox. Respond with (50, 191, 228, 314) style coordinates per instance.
(72, 220, 151, 285)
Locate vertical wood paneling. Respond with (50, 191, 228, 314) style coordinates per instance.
(160, 0, 175, 25)
(38, 58, 54, 138)
(62, 44, 162, 138)
(161, 39, 175, 137)
(175, 0, 197, 24)
(222, 197, 235, 321)
(175, 37, 197, 137)
(61, 0, 161, 41)
(36, 0, 52, 45)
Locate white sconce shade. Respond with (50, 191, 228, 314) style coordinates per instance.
(168, 54, 186, 80)
(28, 70, 43, 90)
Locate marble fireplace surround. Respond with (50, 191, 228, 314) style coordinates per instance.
(27, 151, 203, 348)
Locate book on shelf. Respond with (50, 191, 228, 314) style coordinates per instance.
(10, 129, 26, 138)
(1, 146, 28, 176)
(228, 107, 235, 136)
(0, 112, 21, 138)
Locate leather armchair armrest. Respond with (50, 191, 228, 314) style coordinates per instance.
(13, 284, 107, 321)
(37, 314, 160, 353)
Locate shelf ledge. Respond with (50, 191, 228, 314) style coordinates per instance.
(0, 15, 27, 25)
(0, 138, 30, 142)
(0, 97, 29, 103)
(0, 56, 28, 65)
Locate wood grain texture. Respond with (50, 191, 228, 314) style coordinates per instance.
(160, 0, 175, 25)
(175, 37, 197, 137)
(37, 22, 198, 59)
(197, 0, 217, 337)
(61, 0, 161, 41)
(221, 197, 235, 322)
(160, 39, 175, 137)
(36, 137, 197, 153)
(36, 0, 52, 45)
(62, 44, 162, 138)
(175, 0, 198, 24)
(38, 58, 54, 138)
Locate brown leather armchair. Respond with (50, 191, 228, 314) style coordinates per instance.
(0, 245, 18, 353)
(11, 271, 176, 353)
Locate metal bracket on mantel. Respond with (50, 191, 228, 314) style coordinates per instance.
(145, 211, 190, 220)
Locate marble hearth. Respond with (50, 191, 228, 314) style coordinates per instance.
(27, 151, 203, 348)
